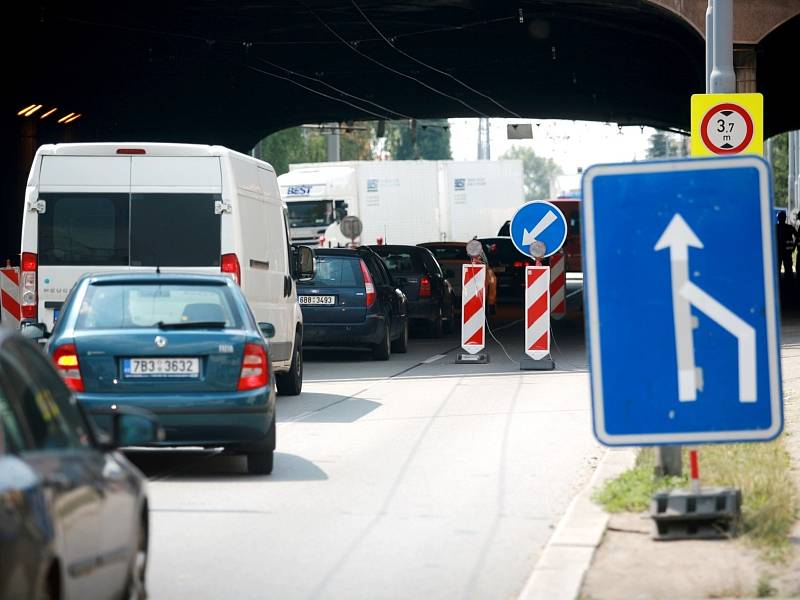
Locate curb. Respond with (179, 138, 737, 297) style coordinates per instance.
(518, 448, 637, 600)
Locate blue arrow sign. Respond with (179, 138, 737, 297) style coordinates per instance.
(510, 200, 568, 259)
(582, 156, 782, 446)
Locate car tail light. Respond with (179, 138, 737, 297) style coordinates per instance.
(419, 276, 432, 298)
(53, 344, 84, 392)
(238, 343, 269, 391)
(513, 260, 532, 268)
(221, 253, 241, 285)
(359, 259, 376, 307)
(20, 252, 37, 320)
(318, 235, 326, 248)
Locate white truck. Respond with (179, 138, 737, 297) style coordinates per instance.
(278, 160, 524, 247)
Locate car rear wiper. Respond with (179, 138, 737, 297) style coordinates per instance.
(156, 321, 227, 330)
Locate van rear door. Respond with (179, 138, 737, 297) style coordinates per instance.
(36, 156, 132, 328)
(129, 156, 223, 274)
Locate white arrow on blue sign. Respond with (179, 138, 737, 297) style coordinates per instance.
(509, 200, 568, 259)
(582, 156, 782, 446)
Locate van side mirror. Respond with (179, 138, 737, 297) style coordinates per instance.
(258, 322, 276, 338)
(296, 245, 316, 280)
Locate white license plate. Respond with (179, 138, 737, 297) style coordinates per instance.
(299, 295, 336, 305)
(123, 358, 200, 378)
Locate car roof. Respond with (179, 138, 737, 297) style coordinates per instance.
(314, 248, 360, 257)
(369, 244, 427, 253)
(418, 242, 467, 248)
(78, 272, 235, 285)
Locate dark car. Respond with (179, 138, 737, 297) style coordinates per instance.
(368, 245, 455, 337)
(0, 326, 161, 600)
(297, 247, 409, 360)
(479, 236, 535, 301)
(39, 272, 278, 475)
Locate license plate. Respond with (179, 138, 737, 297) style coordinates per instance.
(299, 295, 336, 305)
(123, 358, 200, 378)
(493, 266, 506, 273)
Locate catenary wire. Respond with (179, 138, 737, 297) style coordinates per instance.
(248, 66, 393, 120)
(256, 58, 412, 120)
(297, 0, 489, 118)
(350, 0, 521, 119)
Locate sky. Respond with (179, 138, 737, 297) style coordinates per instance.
(448, 118, 657, 175)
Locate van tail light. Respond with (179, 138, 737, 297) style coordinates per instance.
(238, 343, 269, 391)
(20, 252, 38, 320)
(221, 253, 241, 285)
(53, 344, 84, 392)
(419, 276, 432, 298)
(359, 259, 376, 307)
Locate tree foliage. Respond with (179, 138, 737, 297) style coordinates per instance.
(770, 133, 788, 207)
(258, 123, 376, 174)
(646, 130, 688, 159)
(500, 146, 562, 201)
(384, 119, 452, 160)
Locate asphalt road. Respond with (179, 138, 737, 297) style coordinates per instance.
(128, 304, 602, 600)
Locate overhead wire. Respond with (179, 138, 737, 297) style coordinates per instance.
(256, 58, 412, 120)
(297, 0, 490, 118)
(350, 0, 522, 119)
(247, 65, 394, 120)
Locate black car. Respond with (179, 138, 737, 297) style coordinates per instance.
(479, 236, 534, 302)
(369, 245, 455, 337)
(0, 327, 162, 600)
(297, 247, 409, 360)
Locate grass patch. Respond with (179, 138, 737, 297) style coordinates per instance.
(594, 439, 798, 558)
(593, 448, 687, 512)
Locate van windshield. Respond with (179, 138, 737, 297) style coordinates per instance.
(287, 200, 335, 229)
(38, 193, 221, 267)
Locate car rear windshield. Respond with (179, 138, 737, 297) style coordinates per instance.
(370, 249, 425, 274)
(301, 255, 362, 288)
(38, 193, 221, 267)
(75, 283, 242, 330)
(423, 246, 468, 261)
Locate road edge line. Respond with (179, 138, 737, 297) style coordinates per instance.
(517, 447, 637, 600)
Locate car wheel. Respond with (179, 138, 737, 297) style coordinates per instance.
(247, 416, 276, 475)
(276, 332, 303, 396)
(123, 515, 148, 600)
(391, 320, 409, 353)
(373, 324, 391, 361)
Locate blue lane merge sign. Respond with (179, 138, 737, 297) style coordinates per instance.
(510, 200, 568, 259)
(582, 156, 782, 446)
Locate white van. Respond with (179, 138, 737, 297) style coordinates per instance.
(19, 142, 313, 395)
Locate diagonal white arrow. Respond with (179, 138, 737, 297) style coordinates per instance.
(523, 210, 557, 246)
(655, 214, 703, 401)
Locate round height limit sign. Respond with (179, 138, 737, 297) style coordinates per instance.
(691, 93, 763, 157)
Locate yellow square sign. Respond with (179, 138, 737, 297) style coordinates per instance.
(690, 93, 763, 157)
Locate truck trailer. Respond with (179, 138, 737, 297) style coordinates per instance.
(278, 160, 524, 247)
